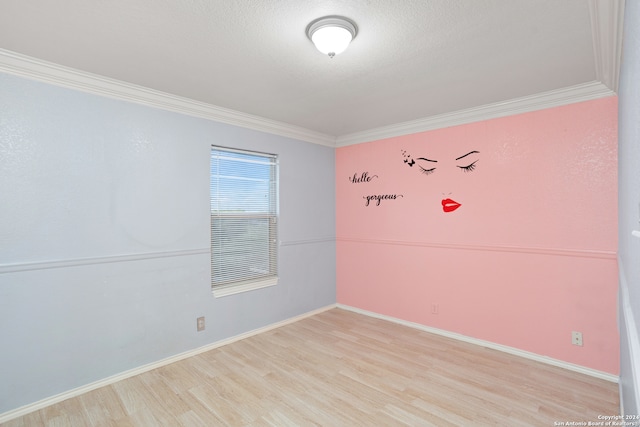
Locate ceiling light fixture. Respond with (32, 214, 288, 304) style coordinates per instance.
(306, 16, 358, 58)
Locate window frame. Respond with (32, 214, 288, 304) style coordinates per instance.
(210, 146, 279, 298)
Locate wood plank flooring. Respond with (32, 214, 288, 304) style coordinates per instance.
(2, 308, 619, 426)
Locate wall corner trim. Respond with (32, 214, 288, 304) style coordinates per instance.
(336, 304, 619, 383)
(588, 0, 626, 93)
(618, 257, 640, 416)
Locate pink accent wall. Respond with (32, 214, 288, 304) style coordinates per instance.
(336, 97, 619, 374)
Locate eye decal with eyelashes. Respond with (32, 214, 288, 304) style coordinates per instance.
(457, 159, 478, 173)
(455, 151, 479, 173)
(415, 157, 437, 176)
(402, 149, 479, 175)
(418, 165, 436, 175)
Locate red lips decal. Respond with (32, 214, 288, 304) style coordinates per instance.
(441, 198, 461, 213)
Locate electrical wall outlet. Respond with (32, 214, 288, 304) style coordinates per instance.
(571, 331, 583, 346)
(197, 316, 205, 332)
(431, 304, 439, 314)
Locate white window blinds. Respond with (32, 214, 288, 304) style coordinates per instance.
(210, 147, 278, 290)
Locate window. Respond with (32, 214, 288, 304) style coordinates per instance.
(210, 146, 278, 297)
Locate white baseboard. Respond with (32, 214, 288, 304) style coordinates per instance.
(619, 260, 640, 416)
(337, 304, 619, 383)
(0, 304, 336, 424)
(1, 302, 621, 423)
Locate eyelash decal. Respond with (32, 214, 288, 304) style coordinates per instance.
(415, 157, 437, 176)
(418, 165, 436, 175)
(457, 160, 478, 173)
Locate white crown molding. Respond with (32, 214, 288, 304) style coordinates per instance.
(0, 1, 623, 153)
(588, 0, 625, 93)
(335, 81, 615, 147)
(0, 49, 336, 147)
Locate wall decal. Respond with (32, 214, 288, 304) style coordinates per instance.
(402, 149, 479, 213)
(349, 172, 379, 183)
(338, 97, 620, 376)
(363, 194, 404, 207)
(347, 171, 402, 207)
(441, 197, 461, 212)
(401, 150, 415, 167)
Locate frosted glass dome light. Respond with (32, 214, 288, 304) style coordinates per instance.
(306, 16, 358, 58)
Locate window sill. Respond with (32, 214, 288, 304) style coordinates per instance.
(212, 277, 278, 298)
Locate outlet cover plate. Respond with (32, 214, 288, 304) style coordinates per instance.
(571, 331, 583, 346)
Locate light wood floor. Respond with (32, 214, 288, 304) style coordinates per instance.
(3, 308, 619, 426)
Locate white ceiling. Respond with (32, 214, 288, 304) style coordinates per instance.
(0, 0, 624, 145)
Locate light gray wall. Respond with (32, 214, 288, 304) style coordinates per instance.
(0, 72, 336, 414)
(618, 0, 640, 416)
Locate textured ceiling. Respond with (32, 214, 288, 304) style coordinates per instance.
(0, 0, 612, 139)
